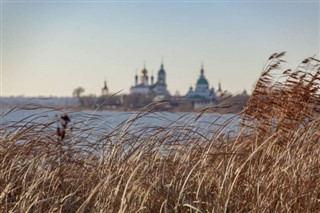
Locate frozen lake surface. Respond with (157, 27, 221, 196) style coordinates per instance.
(1, 108, 241, 142)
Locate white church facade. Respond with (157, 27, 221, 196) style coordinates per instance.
(130, 62, 170, 97)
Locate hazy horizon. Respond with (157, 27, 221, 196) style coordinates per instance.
(1, 1, 319, 97)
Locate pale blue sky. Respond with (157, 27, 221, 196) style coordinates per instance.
(1, 1, 319, 97)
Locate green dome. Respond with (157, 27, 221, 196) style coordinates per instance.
(196, 66, 209, 85)
(197, 76, 209, 85)
(158, 63, 166, 75)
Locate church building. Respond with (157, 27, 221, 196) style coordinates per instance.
(186, 64, 216, 102)
(130, 62, 170, 97)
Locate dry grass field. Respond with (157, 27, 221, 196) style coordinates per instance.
(1, 53, 319, 212)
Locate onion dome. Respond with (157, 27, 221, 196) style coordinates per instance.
(196, 65, 209, 85)
(141, 68, 148, 77)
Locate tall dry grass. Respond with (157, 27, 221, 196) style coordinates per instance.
(1, 53, 320, 212)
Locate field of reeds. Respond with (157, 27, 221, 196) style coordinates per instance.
(1, 53, 319, 212)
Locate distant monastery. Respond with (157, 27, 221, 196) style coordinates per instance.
(97, 59, 251, 111)
(102, 60, 226, 107)
(126, 61, 226, 109)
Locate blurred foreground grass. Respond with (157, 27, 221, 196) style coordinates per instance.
(1, 53, 319, 212)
